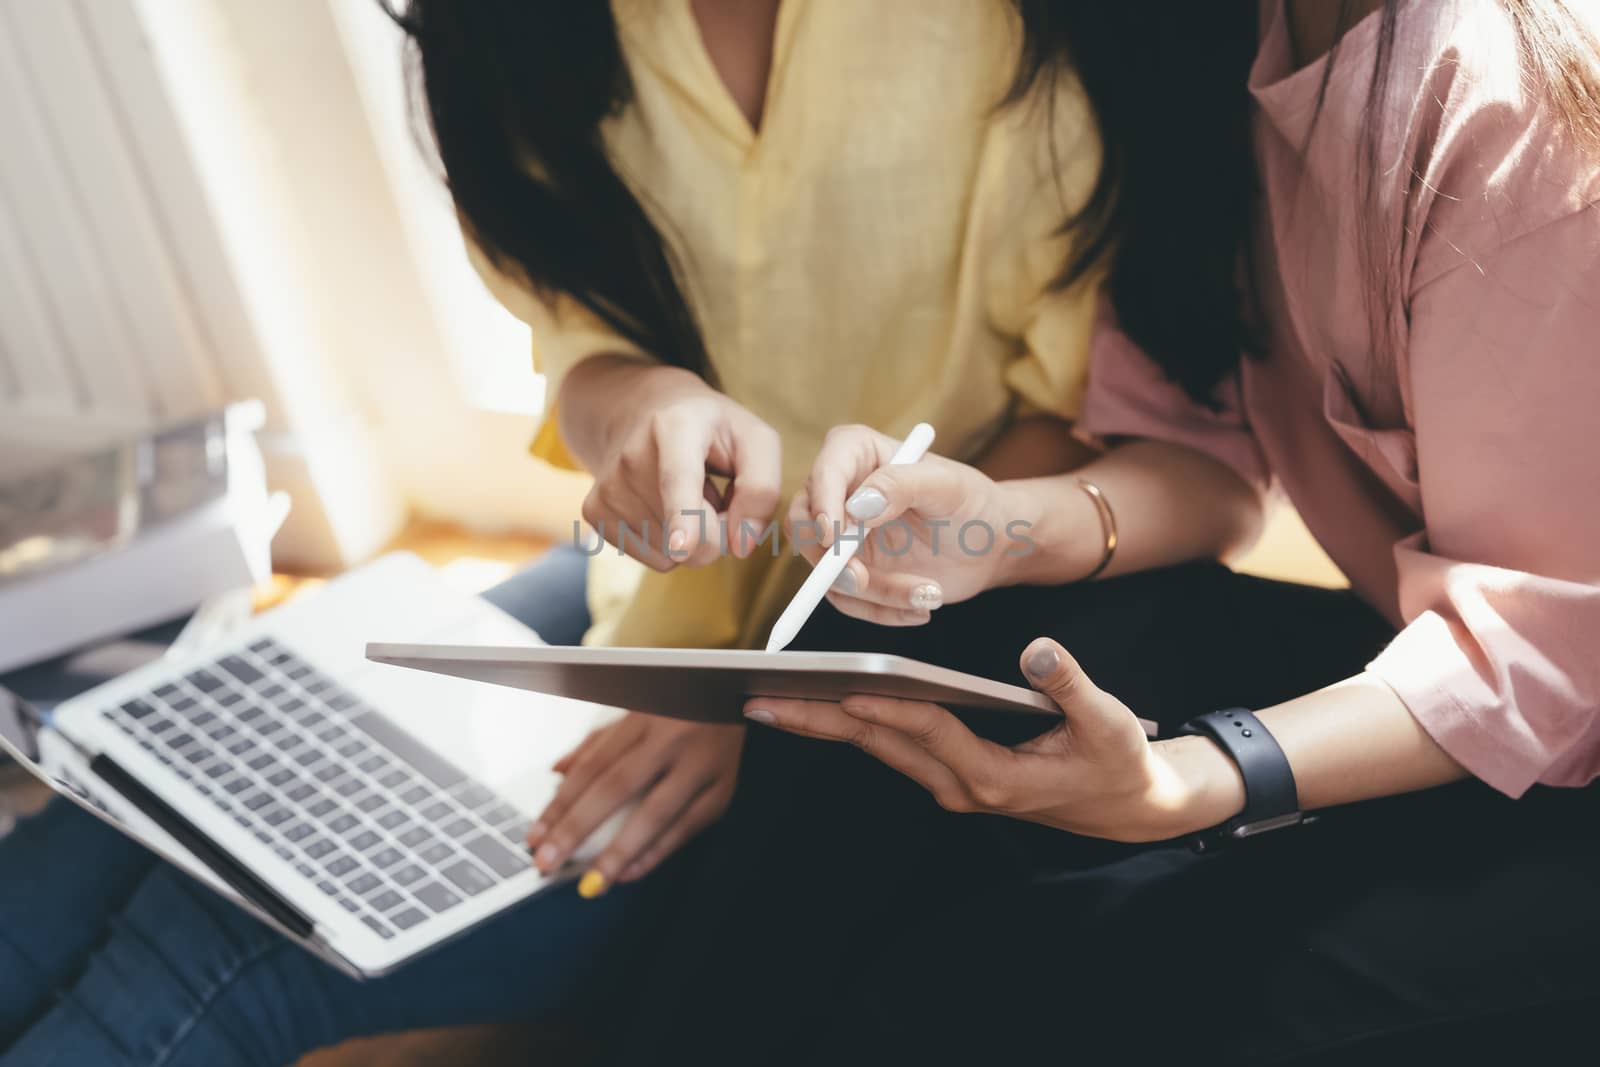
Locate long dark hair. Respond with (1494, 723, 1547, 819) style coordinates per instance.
(1010, 2, 1261, 405)
(382, 0, 1258, 398)
(1026, 0, 1600, 404)
(385, 2, 1599, 410)
(383, 1, 710, 379)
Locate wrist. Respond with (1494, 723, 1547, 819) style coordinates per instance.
(996, 475, 1109, 587)
(1138, 735, 1248, 840)
(566, 357, 708, 463)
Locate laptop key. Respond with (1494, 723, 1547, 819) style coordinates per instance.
(392, 864, 425, 887)
(419, 842, 454, 866)
(453, 783, 495, 810)
(464, 836, 532, 879)
(325, 855, 358, 878)
(327, 814, 359, 835)
(360, 916, 394, 940)
(442, 818, 476, 840)
(357, 795, 387, 814)
(371, 890, 405, 913)
(441, 860, 495, 897)
(348, 711, 467, 790)
(349, 831, 381, 853)
(347, 873, 382, 897)
(413, 882, 462, 914)
(377, 810, 410, 831)
(391, 907, 427, 931)
(285, 823, 315, 843)
(219, 655, 263, 685)
(305, 839, 336, 860)
(400, 786, 432, 807)
(187, 669, 223, 692)
(398, 827, 433, 849)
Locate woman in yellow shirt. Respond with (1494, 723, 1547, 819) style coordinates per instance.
(0, 4, 1114, 1065)
(443, 0, 1107, 894)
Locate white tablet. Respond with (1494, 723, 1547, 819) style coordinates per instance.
(364, 644, 1159, 737)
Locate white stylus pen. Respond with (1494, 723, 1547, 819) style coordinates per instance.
(764, 422, 937, 653)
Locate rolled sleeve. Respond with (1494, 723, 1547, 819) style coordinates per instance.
(1368, 539, 1600, 796)
(1077, 303, 1269, 491)
(463, 234, 650, 470)
(1365, 207, 1600, 796)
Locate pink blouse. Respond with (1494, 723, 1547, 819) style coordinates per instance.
(1081, 0, 1600, 797)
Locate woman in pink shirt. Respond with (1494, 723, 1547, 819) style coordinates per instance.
(614, 1, 1600, 1063)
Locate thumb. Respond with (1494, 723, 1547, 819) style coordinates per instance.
(844, 460, 971, 530)
(1018, 639, 1127, 745)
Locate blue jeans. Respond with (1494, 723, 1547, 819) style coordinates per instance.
(0, 548, 680, 1066)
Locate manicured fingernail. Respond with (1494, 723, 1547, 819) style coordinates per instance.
(1025, 645, 1060, 680)
(910, 583, 942, 610)
(845, 488, 887, 521)
(535, 843, 562, 871)
(816, 513, 832, 546)
(668, 528, 688, 554)
(745, 707, 776, 725)
(577, 870, 608, 899)
(832, 568, 859, 595)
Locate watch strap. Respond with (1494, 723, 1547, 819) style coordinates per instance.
(1181, 708, 1301, 841)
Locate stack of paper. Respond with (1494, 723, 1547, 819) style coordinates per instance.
(0, 402, 287, 674)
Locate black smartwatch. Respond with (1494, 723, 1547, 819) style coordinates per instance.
(1180, 708, 1308, 849)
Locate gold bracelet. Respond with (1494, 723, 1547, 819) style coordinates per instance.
(1076, 478, 1118, 581)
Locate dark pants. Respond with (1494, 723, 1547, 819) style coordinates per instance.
(611, 563, 1600, 1065)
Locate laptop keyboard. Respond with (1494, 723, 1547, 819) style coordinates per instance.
(101, 637, 534, 941)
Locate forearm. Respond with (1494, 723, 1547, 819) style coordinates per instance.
(1146, 672, 1470, 839)
(972, 415, 1096, 481)
(556, 355, 709, 471)
(1000, 439, 1264, 586)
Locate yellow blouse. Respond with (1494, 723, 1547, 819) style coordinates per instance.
(472, 0, 1101, 650)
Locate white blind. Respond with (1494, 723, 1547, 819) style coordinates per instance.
(0, 0, 230, 434)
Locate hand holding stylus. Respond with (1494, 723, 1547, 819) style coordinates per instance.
(779, 424, 1025, 635)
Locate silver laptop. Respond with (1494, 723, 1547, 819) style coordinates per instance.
(0, 553, 616, 978)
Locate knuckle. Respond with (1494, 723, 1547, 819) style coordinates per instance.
(934, 789, 972, 814)
(843, 722, 877, 753)
(968, 776, 1010, 811)
(907, 717, 944, 750)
